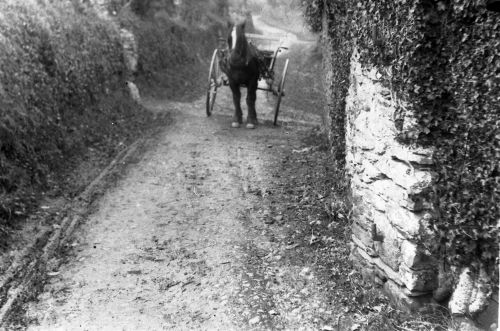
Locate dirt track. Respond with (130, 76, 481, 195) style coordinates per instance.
(21, 85, 333, 330)
(14, 16, 357, 330)
(21, 13, 365, 319)
(2, 12, 365, 330)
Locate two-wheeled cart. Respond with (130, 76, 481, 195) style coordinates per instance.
(206, 33, 289, 126)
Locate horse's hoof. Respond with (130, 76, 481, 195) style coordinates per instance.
(246, 123, 256, 129)
(231, 122, 241, 128)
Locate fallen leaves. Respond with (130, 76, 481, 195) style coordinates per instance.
(231, 129, 446, 330)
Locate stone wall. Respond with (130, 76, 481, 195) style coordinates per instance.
(343, 49, 438, 309)
(317, 1, 498, 325)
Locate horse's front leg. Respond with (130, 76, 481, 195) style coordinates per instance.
(229, 82, 243, 128)
(246, 78, 258, 129)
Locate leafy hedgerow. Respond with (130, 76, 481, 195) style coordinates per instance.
(0, 0, 131, 238)
(115, 0, 229, 100)
(302, 0, 499, 282)
(0, 0, 232, 243)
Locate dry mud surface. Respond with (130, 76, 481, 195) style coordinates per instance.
(20, 85, 336, 330)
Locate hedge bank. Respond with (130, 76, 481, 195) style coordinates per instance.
(0, 0, 232, 245)
(0, 0, 138, 239)
(303, 0, 499, 282)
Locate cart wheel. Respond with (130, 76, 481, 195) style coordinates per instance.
(206, 49, 221, 116)
(273, 58, 289, 126)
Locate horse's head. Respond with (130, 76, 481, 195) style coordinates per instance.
(227, 21, 246, 51)
(226, 20, 256, 68)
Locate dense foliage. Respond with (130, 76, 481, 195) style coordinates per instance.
(108, 0, 229, 22)
(115, 0, 229, 99)
(303, 0, 499, 280)
(0, 0, 232, 244)
(0, 0, 135, 238)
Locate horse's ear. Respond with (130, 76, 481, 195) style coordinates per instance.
(241, 21, 246, 30)
(227, 21, 232, 29)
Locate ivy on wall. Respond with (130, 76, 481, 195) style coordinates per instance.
(314, 0, 351, 165)
(303, 0, 499, 280)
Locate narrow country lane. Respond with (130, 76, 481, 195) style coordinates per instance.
(21, 84, 338, 330)
(17, 14, 353, 330)
(5, 2, 484, 331)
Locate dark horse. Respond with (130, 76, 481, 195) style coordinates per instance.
(223, 22, 260, 129)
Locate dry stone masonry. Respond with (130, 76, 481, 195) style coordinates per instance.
(345, 49, 438, 309)
(317, 1, 497, 325)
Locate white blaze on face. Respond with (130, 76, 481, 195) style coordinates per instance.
(231, 26, 237, 49)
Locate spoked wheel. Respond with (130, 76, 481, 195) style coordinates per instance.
(273, 58, 289, 126)
(206, 49, 221, 116)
